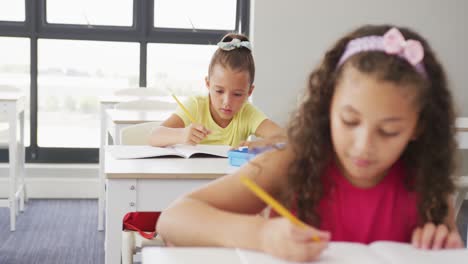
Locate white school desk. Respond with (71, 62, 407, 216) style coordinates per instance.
(0, 93, 26, 231)
(104, 147, 236, 264)
(98, 95, 177, 231)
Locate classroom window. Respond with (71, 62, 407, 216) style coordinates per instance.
(46, 0, 133, 27)
(154, 0, 236, 30)
(0, 0, 249, 163)
(0, 37, 30, 146)
(37, 39, 139, 148)
(0, 1, 25, 22)
(147, 43, 217, 96)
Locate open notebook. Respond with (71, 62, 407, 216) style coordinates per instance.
(142, 242, 468, 264)
(107, 144, 230, 159)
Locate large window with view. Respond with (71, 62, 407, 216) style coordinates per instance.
(38, 40, 139, 148)
(0, 0, 249, 163)
(147, 43, 217, 96)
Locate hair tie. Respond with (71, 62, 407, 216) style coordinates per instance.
(337, 27, 426, 77)
(217, 38, 252, 51)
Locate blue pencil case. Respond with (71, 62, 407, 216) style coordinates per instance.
(228, 148, 256, 167)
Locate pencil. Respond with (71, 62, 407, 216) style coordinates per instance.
(240, 175, 320, 242)
(170, 93, 196, 123)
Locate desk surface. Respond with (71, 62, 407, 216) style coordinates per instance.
(106, 109, 173, 124)
(0, 92, 24, 101)
(142, 247, 241, 264)
(105, 148, 236, 179)
(142, 245, 468, 264)
(98, 95, 185, 104)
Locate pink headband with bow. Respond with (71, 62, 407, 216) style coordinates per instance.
(337, 27, 426, 77)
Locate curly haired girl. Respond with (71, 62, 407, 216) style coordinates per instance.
(156, 25, 464, 262)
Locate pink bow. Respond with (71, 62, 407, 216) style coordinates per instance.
(383, 27, 424, 65)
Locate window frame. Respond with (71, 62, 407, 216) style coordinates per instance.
(0, 0, 250, 163)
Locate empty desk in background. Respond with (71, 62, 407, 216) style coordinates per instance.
(0, 93, 26, 231)
(104, 145, 236, 264)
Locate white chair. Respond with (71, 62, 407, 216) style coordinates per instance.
(120, 122, 161, 145)
(121, 231, 165, 264)
(120, 121, 166, 264)
(109, 99, 175, 145)
(114, 99, 176, 111)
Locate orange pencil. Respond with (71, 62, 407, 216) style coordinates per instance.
(240, 175, 320, 242)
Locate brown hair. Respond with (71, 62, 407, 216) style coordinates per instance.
(208, 33, 255, 85)
(286, 25, 457, 226)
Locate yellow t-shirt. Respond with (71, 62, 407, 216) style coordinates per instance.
(175, 95, 267, 146)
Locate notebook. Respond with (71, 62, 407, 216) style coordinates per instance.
(107, 144, 230, 159)
(238, 242, 468, 264)
(142, 242, 468, 264)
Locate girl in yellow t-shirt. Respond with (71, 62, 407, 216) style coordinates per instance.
(149, 33, 284, 147)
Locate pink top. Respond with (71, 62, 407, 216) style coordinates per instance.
(317, 161, 419, 244)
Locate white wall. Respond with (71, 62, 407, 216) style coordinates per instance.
(250, 0, 468, 126)
(0, 164, 98, 198)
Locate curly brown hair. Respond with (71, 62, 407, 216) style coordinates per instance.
(208, 33, 255, 85)
(285, 24, 457, 226)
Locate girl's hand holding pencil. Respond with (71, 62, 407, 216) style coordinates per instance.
(241, 176, 330, 262)
(181, 123, 212, 145)
(258, 217, 330, 262)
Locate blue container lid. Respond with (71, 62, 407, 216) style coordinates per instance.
(228, 148, 256, 167)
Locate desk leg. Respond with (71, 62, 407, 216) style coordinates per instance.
(8, 107, 17, 231)
(19, 110, 25, 211)
(105, 179, 136, 264)
(98, 104, 107, 231)
(113, 123, 121, 145)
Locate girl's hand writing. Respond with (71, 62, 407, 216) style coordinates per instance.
(182, 124, 211, 145)
(411, 223, 464, 249)
(258, 218, 330, 262)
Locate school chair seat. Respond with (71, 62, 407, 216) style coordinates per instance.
(114, 99, 176, 111)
